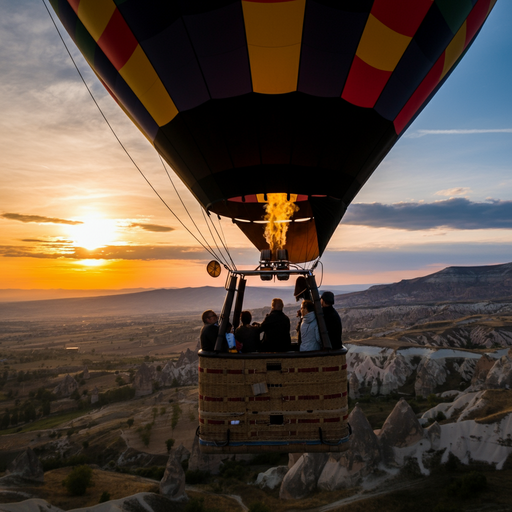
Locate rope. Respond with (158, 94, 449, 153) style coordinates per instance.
(158, 155, 229, 267)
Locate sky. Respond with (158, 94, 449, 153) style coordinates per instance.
(1, 1, 512, 292)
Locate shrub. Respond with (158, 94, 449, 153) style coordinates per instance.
(445, 472, 487, 498)
(249, 453, 281, 466)
(62, 465, 94, 496)
(435, 411, 447, 422)
(99, 491, 110, 503)
(249, 503, 271, 512)
(134, 466, 166, 480)
(185, 497, 205, 512)
(166, 438, 175, 453)
(185, 469, 211, 484)
(219, 459, 247, 480)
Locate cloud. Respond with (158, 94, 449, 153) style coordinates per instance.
(127, 223, 174, 233)
(1, 213, 82, 225)
(435, 187, 471, 197)
(406, 129, 512, 138)
(343, 198, 512, 230)
(0, 244, 211, 261)
(321, 244, 512, 276)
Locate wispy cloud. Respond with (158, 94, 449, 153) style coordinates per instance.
(343, 198, 512, 230)
(435, 187, 471, 197)
(2, 213, 82, 225)
(406, 129, 512, 139)
(127, 223, 174, 233)
(0, 244, 208, 261)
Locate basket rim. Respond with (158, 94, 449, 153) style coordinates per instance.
(199, 347, 347, 359)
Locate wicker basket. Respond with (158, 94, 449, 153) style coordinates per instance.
(198, 349, 350, 454)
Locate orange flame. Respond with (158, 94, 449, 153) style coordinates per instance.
(263, 193, 299, 256)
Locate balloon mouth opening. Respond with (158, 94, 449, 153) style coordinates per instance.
(228, 194, 326, 204)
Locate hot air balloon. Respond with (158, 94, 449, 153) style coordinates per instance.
(49, 0, 496, 453)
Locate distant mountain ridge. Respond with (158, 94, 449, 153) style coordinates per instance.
(1, 263, 511, 320)
(336, 262, 512, 308)
(0, 285, 360, 320)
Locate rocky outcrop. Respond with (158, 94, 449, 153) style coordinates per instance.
(256, 466, 288, 490)
(346, 345, 487, 398)
(6, 448, 44, 482)
(90, 386, 99, 404)
(159, 350, 199, 388)
(177, 348, 198, 367)
(279, 453, 329, 500)
(116, 448, 169, 469)
(485, 349, 512, 389)
(159, 454, 187, 502)
(53, 374, 78, 397)
(317, 404, 380, 490)
(471, 354, 495, 387)
(133, 363, 154, 397)
(172, 443, 191, 464)
(414, 358, 448, 397)
(378, 398, 424, 467)
(336, 262, 512, 308)
(188, 436, 226, 475)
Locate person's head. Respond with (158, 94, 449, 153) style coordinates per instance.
(271, 298, 284, 311)
(240, 310, 252, 325)
(202, 310, 218, 324)
(301, 300, 315, 314)
(320, 291, 335, 307)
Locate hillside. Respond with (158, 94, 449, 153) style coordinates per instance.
(0, 285, 362, 320)
(336, 262, 512, 307)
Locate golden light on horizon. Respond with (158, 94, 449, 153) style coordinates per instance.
(68, 218, 118, 251)
(76, 259, 106, 267)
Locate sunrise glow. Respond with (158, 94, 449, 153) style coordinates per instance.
(69, 218, 118, 251)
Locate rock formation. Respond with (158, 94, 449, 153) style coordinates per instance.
(6, 448, 44, 482)
(471, 354, 495, 387)
(90, 386, 99, 404)
(256, 466, 288, 490)
(172, 443, 191, 463)
(159, 454, 188, 502)
(484, 349, 512, 389)
(52, 374, 78, 397)
(378, 398, 424, 467)
(317, 404, 381, 490)
(133, 363, 153, 397)
(159, 350, 199, 387)
(414, 358, 447, 397)
(279, 453, 328, 500)
(187, 435, 226, 475)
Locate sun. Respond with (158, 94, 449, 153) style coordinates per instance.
(69, 218, 118, 251)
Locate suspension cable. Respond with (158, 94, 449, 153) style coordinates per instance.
(42, 0, 226, 264)
(157, 155, 229, 267)
(213, 214, 237, 271)
(200, 208, 233, 270)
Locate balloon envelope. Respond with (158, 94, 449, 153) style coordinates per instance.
(50, 0, 496, 262)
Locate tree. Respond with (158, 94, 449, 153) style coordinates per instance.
(62, 465, 94, 496)
(1, 411, 10, 429)
(23, 403, 36, 423)
(10, 409, 18, 426)
(166, 438, 175, 453)
(42, 401, 51, 416)
(127, 418, 134, 428)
